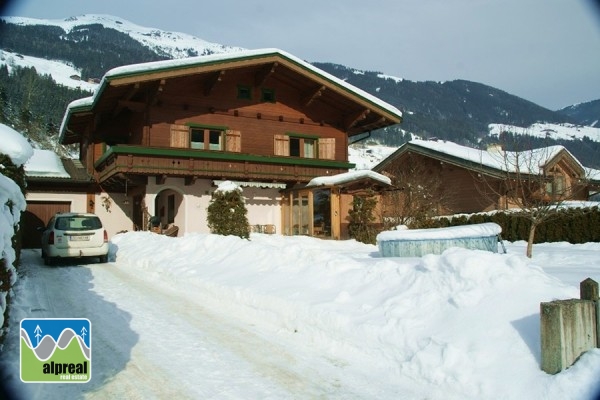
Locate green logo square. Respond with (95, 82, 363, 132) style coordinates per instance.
(20, 318, 91, 383)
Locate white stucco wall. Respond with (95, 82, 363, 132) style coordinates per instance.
(93, 192, 132, 239)
(144, 177, 282, 235)
(25, 192, 88, 213)
(27, 177, 283, 239)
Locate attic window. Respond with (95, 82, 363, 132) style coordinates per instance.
(261, 88, 276, 103)
(237, 85, 251, 100)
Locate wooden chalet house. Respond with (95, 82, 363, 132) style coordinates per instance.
(373, 139, 600, 221)
(59, 49, 402, 238)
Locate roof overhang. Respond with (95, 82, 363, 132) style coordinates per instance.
(59, 49, 403, 144)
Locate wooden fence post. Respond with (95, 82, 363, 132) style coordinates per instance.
(540, 278, 599, 374)
(580, 278, 600, 348)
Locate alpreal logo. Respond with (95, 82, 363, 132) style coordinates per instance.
(20, 318, 91, 383)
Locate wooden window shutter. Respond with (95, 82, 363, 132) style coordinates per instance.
(318, 138, 335, 160)
(225, 130, 241, 152)
(170, 124, 189, 148)
(274, 134, 289, 156)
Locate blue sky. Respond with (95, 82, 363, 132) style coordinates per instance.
(3, 0, 600, 110)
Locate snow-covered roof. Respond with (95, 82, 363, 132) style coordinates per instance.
(24, 149, 70, 178)
(60, 48, 403, 141)
(102, 48, 402, 117)
(306, 170, 391, 188)
(378, 139, 583, 176)
(0, 124, 33, 167)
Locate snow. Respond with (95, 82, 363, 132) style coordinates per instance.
(490, 122, 600, 143)
(0, 124, 33, 167)
(2, 233, 599, 399)
(0, 124, 31, 333)
(376, 222, 502, 241)
(348, 144, 399, 170)
(214, 180, 241, 193)
(0, 49, 97, 93)
(306, 169, 391, 187)
(1, 14, 245, 60)
(404, 139, 582, 175)
(24, 150, 70, 178)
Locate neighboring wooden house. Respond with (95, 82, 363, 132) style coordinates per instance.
(373, 139, 600, 221)
(58, 49, 402, 238)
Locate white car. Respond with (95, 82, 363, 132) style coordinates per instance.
(40, 212, 109, 265)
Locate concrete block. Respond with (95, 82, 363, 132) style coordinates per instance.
(540, 299, 597, 374)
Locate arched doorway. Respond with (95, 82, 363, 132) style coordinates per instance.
(152, 188, 185, 236)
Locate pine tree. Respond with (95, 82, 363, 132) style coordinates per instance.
(206, 184, 250, 239)
(348, 193, 378, 244)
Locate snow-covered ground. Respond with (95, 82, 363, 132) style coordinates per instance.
(0, 233, 599, 399)
(0, 49, 97, 93)
(489, 122, 600, 143)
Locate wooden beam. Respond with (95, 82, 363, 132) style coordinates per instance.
(303, 85, 326, 107)
(344, 109, 370, 131)
(255, 62, 278, 87)
(204, 70, 225, 96)
(353, 116, 387, 132)
(117, 100, 146, 112)
(112, 83, 140, 117)
(149, 79, 166, 106)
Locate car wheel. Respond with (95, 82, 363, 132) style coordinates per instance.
(99, 254, 108, 263)
(44, 255, 54, 266)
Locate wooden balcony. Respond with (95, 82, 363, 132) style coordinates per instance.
(94, 145, 353, 188)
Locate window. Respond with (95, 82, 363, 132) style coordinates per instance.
(190, 129, 205, 149)
(261, 88, 275, 103)
(190, 127, 224, 151)
(209, 130, 222, 150)
(303, 138, 315, 159)
(546, 175, 565, 196)
(274, 134, 323, 159)
(237, 85, 251, 100)
(289, 136, 315, 158)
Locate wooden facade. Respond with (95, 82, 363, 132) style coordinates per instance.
(374, 140, 597, 221)
(59, 49, 403, 236)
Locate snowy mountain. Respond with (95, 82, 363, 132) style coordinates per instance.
(1, 14, 600, 167)
(489, 122, 600, 143)
(2, 14, 245, 60)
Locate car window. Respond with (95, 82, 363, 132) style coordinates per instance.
(55, 216, 102, 231)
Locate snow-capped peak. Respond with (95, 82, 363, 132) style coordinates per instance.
(1, 14, 246, 60)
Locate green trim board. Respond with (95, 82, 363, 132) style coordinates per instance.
(185, 123, 229, 131)
(285, 132, 320, 139)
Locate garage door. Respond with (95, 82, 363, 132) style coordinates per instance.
(22, 201, 71, 248)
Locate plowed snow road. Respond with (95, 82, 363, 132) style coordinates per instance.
(0, 250, 389, 400)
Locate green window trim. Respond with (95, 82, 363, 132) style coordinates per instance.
(261, 88, 276, 103)
(185, 122, 229, 131)
(237, 85, 252, 100)
(285, 132, 319, 139)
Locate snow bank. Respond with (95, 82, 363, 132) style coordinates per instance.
(0, 124, 33, 167)
(110, 231, 600, 399)
(0, 124, 31, 332)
